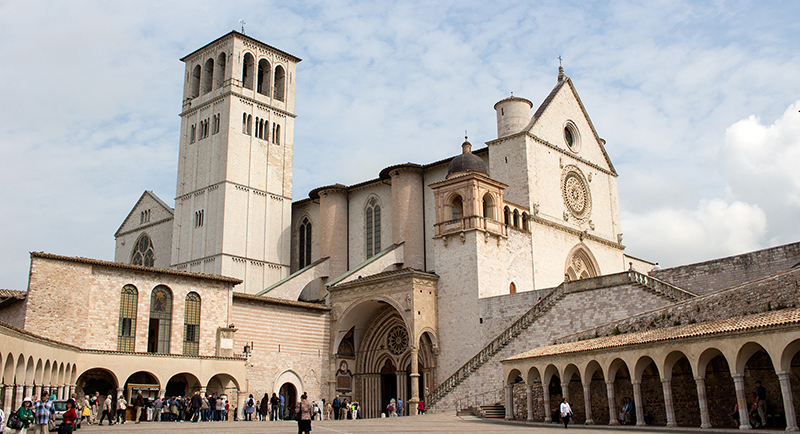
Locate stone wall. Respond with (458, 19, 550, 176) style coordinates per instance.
(0, 297, 27, 329)
(478, 288, 552, 344)
(558, 266, 800, 345)
(431, 277, 674, 413)
(231, 294, 330, 401)
(652, 242, 800, 295)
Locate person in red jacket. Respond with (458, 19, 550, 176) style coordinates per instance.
(62, 399, 78, 434)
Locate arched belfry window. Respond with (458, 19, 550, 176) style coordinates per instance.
(451, 195, 463, 220)
(274, 65, 286, 101)
(513, 210, 520, 228)
(202, 58, 214, 94)
(242, 52, 255, 90)
(365, 197, 382, 258)
(215, 52, 226, 89)
(183, 292, 201, 356)
(257, 59, 271, 95)
(191, 65, 201, 98)
(131, 234, 155, 267)
(117, 285, 138, 352)
(299, 217, 312, 269)
(504, 207, 511, 226)
(147, 285, 173, 354)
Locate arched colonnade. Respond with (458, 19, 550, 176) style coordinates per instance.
(502, 314, 800, 430)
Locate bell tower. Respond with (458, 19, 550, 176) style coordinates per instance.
(170, 31, 301, 293)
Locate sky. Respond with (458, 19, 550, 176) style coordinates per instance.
(1, 1, 799, 291)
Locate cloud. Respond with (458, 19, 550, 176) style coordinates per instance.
(622, 199, 767, 266)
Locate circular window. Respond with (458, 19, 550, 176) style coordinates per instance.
(561, 165, 592, 220)
(386, 325, 409, 355)
(564, 121, 580, 152)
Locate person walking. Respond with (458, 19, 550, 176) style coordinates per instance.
(89, 392, 99, 425)
(245, 394, 255, 421)
(560, 398, 573, 429)
(417, 399, 425, 415)
(115, 394, 127, 424)
(332, 395, 340, 420)
(133, 390, 145, 423)
(32, 391, 54, 434)
(190, 390, 202, 422)
(297, 393, 312, 434)
(396, 398, 403, 416)
(15, 398, 34, 434)
(260, 394, 269, 421)
(99, 395, 113, 425)
(754, 380, 767, 428)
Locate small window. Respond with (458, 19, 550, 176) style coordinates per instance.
(513, 210, 520, 228)
(195, 210, 204, 228)
(299, 217, 312, 268)
(564, 121, 580, 152)
(190, 124, 196, 143)
(190, 65, 201, 98)
(274, 66, 286, 101)
(509, 282, 516, 294)
(242, 53, 255, 90)
(451, 196, 463, 220)
(504, 207, 511, 226)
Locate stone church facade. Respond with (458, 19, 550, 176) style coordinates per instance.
(1, 31, 799, 429)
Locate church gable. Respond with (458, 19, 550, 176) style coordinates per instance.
(114, 190, 174, 237)
(526, 75, 616, 175)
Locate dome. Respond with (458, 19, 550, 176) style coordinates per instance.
(447, 138, 487, 176)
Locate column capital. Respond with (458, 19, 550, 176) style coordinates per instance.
(661, 377, 672, 384)
(693, 375, 706, 382)
(525, 384, 533, 392)
(632, 380, 641, 386)
(776, 370, 791, 378)
(731, 373, 745, 380)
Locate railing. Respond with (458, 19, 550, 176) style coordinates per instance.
(428, 282, 568, 406)
(626, 270, 696, 301)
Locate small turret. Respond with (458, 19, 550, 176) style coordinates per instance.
(493, 93, 532, 138)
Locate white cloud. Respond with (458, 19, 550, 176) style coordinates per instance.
(622, 199, 767, 266)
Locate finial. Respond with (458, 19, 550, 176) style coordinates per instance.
(462, 132, 472, 154)
(465, 130, 468, 141)
(558, 55, 562, 67)
(510, 92, 514, 97)
(558, 55, 565, 82)
(239, 19, 247, 34)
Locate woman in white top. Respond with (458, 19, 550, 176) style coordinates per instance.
(560, 398, 573, 429)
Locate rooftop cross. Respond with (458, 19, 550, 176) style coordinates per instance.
(558, 55, 563, 66)
(239, 19, 247, 34)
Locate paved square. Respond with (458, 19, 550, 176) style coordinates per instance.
(75, 414, 749, 433)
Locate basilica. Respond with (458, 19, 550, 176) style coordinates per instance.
(1, 31, 799, 429)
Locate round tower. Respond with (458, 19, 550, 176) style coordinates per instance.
(494, 95, 533, 138)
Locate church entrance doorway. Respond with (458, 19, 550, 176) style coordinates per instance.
(380, 359, 397, 414)
(279, 382, 297, 419)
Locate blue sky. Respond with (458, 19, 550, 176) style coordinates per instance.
(1, 1, 799, 290)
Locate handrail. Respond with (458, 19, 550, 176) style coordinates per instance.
(626, 270, 696, 301)
(428, 282, 568, 406)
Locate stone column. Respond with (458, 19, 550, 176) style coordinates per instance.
(694, 376, 712, 429)
(200, 387, 206, 398)
(732, 373, 751, 429)
(543, 382, 552, 422)
(69, 384, 76, 398)
(504, 384, 514, 420)
(662, 378, 676, 427)
(606, 381, 618, 425)
(583, 383, 594, 424)
(632, 380, 645, 426)
(24, 384, 32, 400)
(33, 384, 42, 400)
(58, 384, 65, 400)
(3, 385, 13, 418)
(14, 384, 24, 409)
(526, 384, 534, 422)
(561, 381, 569, 402)
(777, 371, 799, 431)
(409, 347, 420, 416)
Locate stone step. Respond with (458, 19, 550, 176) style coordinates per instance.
(480, 404, 505, 418)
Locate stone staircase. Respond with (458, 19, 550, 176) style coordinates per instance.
(479, 404, 506, 419)
(427, 271, 695, 408)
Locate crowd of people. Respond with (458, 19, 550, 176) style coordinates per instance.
(81, 390, 231, 425)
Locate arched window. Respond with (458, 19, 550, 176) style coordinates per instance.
(147, 285, 173, 354)
(183, 292, 201, 356)
(482, 193, 495, 220)
(215, 52, 226, 89)
(513, 210, 520, 228)
(365, 197, 382, 258)
(242, 112, 247, 134)
(273, 65, 286, 101)
(565, 247, 599, 281)
(117, 285, 138, 352)
(255, 117, 260, 138)
(257, 59, 271, 95)
(202, 58, 214, 94)
(451, 195, 463, 220)
(274, 124, 281, 145)
(242, 52, 255, 90)
(509, 282, 516, 294)
(522, 213, 529, 231)
(190, 65, 201, 98)
(131, 234, 155, 267)
(247, 114, 252, 135)
(504, 207, 511, 226)
(299, 217, 312, 269)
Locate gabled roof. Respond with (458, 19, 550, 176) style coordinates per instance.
(526, 74, 617, 175)
(114, 191, 174, 237)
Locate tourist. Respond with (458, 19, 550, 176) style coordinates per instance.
(332, 395, 340, 420)
(245, 394, 255, 421)
(754, 380, 767, 428)
(153, 396, 162, 422)
(32, 391, 55, 434)
(270, 393, 280, 421)
(133, 390, 145, 423)
(15, 398, 34, 434)
(61, 399, 77, 434)
(99, 395, 113, 425)
(115, 394, 127, 424)
(396, 398, 403, 416)
(560, 398, 573, 429)
(279, 393, 285, 421)
(418, 399, 425, 415)
(80, 399, 91, 426)
(260, 393, 269, 421)
(190, 390, 202, 422)
(297, 393, 312, 434)
(216, 395, 225, 421)
(207, 393, 217, 421)
(0, 405, 5, 433)
(325, 400, 332, 420)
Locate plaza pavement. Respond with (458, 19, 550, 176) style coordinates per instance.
(76, 413, 772, 434)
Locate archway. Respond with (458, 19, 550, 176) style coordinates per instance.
(702, 352, 736, 428)
(636, 357, 665, 425)
(279, 382, 297, 419)
(665, 352, 700, 427)
(565, 244, 599, 280)
(380, 359, 397, 415)
(77, 368, 119, 399)
(165, 373, 201, 398)
(585, 360, 609, 425)
(739, 343, 783, 429)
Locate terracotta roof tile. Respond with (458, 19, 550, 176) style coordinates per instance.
(0, 289, 26, 298)
(506, 308, 800, 361)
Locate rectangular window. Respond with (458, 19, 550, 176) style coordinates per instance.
(190, 124, 196, 143)
(195, 210, 204, 228)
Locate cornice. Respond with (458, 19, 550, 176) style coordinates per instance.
(180, 91, 297, 119)
(115, 217, 174, 238)
(530, 215, 624, 250)
(175, 180, 291, 202)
